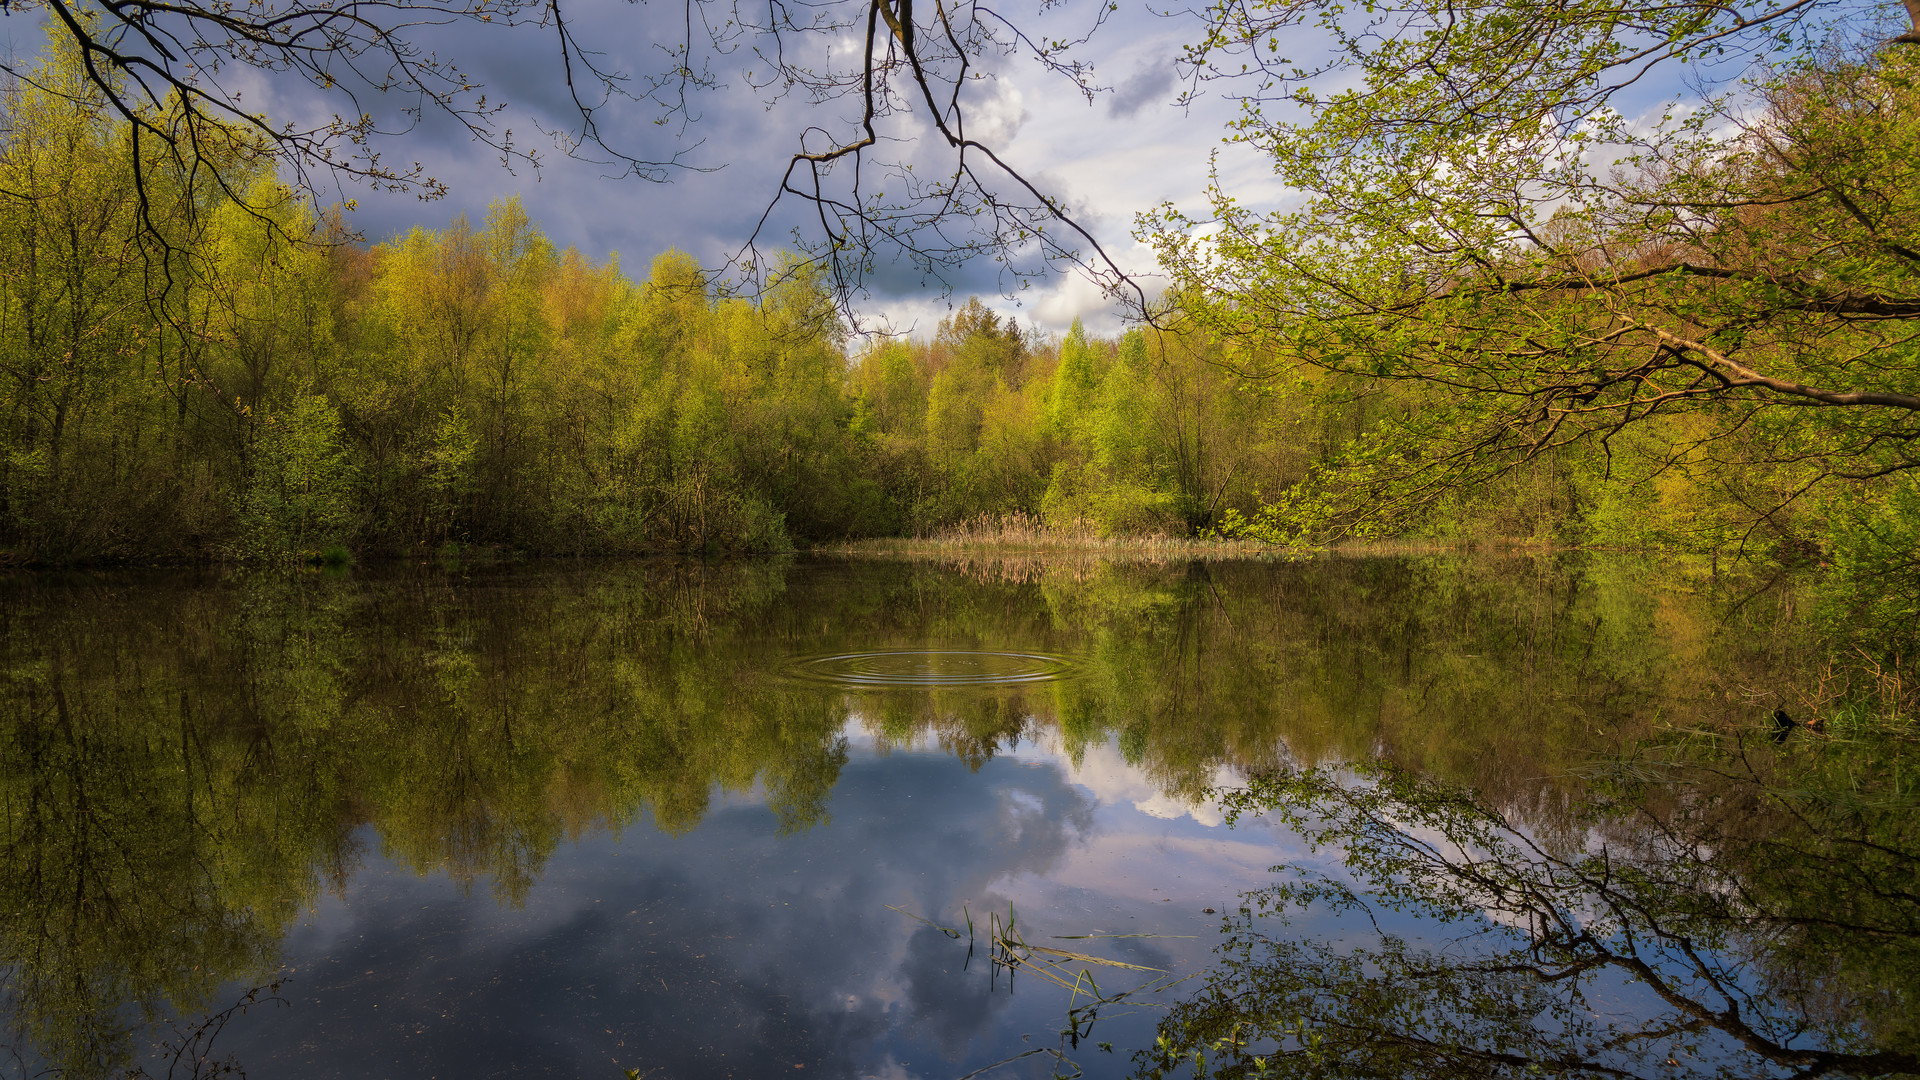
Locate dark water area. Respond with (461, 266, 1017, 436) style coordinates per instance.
(2, 554, 1903, 1080)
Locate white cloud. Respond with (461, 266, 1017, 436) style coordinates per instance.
(967, 77, 1031, 148)
(1057, 741, 1238, 826)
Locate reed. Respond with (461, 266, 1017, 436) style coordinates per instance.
(818, 512, 1285, 559)
(887, 900, 1200, 1078)
(818, 517, 1579, 566)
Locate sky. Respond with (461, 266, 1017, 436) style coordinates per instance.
(2, 0, 1293, 338)
(6, 0, 1819, 340)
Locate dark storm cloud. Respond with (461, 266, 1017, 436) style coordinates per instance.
(330, 90, 812, 269)
(854, 249, 1026, 311)
(218, 0, 832, 266)
(317, 7, 1074, 293)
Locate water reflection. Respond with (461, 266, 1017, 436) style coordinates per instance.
(787, 650, 1081, 688)
(0, 554, 1834, 1078)
(1145, 755, 1920, 1080)
(240, 749, 1114, 1078)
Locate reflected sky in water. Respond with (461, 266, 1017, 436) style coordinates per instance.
(226, 726, 1297, 1080)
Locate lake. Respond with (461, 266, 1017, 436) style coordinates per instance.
(2, 554, 1908, 1079)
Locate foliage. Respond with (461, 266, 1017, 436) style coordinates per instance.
(14, 17, 1920, 597)
(235, 393, 357, 560)
(1822, 470, 1920, 651)
(1154, 3, 1920, 578)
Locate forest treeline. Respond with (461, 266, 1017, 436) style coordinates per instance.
(0, 40, 1325, 562)
(0, 38, 1766, 568)
(1, 32, 1913, 638)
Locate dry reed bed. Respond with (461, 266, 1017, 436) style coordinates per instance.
(814, 514, 1567, 582)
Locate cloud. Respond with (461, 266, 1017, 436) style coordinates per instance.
(1012, 739, 1236, 826)
(1108, 63, 1175, 119)
(965, 77, 1030, 146)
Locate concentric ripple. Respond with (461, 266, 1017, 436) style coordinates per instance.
(787, 649, 1079, 688)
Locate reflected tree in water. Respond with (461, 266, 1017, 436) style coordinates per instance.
(1142, 747, 1920, 1080)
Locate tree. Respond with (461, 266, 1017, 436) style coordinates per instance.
(0, 36, 290, 558)
(1149, 0, 1920, 546)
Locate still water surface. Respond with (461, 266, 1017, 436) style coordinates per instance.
(0, 555, 1838, 1078)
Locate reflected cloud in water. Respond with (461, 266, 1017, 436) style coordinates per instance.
(223, 732, 1239, 1079)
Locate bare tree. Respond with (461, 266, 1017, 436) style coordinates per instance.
(5, 0, 1149, 314)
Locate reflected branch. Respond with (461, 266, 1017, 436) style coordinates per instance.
(1146, 758, 1920, 1079)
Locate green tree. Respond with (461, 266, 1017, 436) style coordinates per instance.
(0, 37, 302, 561)
(236, 393, 356, 558)
(1152, 4, 1920, 558)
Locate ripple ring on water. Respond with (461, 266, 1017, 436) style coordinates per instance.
(787, 649, 1078, 688)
